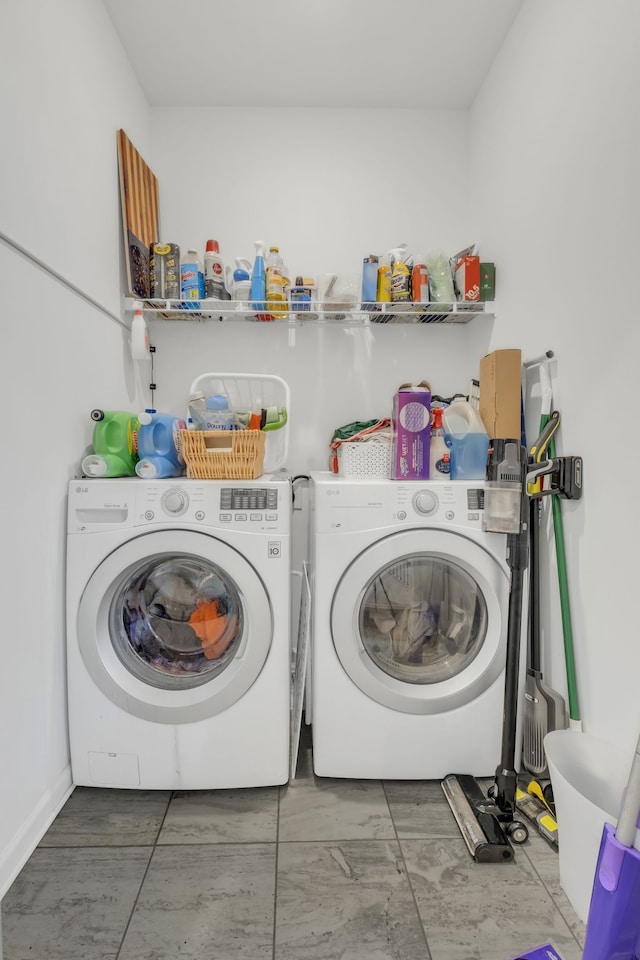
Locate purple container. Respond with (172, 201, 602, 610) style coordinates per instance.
(581, 823, 640, 960)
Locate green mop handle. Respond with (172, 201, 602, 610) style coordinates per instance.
(546, 427, 581, 727)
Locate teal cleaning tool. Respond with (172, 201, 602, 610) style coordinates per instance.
(538, 354, 581, 731)
(522, 410, 568, 778)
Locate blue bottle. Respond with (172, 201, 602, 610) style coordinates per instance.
(442, 397, 490, 480)
(135, 410, 186, 479)
(250, 240, 267, 312)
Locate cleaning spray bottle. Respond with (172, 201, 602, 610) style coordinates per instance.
(250, 240, 267, 316)
(376, 254, 392, 302)
(429, 407, 449, 479)
(135, 409, 186, 479)
(81, 409, 139, 477)
(390, 246, 411, 303)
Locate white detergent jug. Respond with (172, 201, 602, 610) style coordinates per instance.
(225, 257, 253, 301)
(442, 397, 490, 480)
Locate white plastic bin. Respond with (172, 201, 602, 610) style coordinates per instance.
(545, 729, 640, 923)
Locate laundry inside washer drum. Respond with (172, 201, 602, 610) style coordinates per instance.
(111, 554, 243, 685)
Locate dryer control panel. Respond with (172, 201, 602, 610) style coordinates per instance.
(312, 475, 486, 534)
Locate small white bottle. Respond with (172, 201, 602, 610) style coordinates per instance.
(430, 407, 450, 479)
(130, 302, 150, 360)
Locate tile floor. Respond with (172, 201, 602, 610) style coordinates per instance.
(2, 726, 585, 960)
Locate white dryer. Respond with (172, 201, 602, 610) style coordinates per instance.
(66, 477, 291, 790)
(310, 473, 512, 779)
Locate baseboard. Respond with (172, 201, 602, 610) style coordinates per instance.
(0, 764, 74, 900)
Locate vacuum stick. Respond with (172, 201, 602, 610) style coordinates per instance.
(442, 442, 530, 862)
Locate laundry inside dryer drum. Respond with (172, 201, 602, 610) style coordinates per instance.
(110, 553, 244, 689)
(359, 555, 488, 684)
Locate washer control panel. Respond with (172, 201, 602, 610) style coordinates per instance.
(220, 487, 278, 512)
(67, 479, 289, 533)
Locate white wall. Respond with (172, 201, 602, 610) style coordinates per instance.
(469, 0, 640, 752)
(0, 0, 150, 897)
(3, 0, 640, 906)
(148, 106, 491, 471)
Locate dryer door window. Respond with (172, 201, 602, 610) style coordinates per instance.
(359, 554, 487, 684)
(331, 528, 509, 715)
(111, 554, 243, 690)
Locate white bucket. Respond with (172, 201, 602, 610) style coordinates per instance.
(544, 729, 640, 923)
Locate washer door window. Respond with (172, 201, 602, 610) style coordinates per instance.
(331, 529, 508, 715)
(112, 555, 243, 689)
(78, 530, 272, 723)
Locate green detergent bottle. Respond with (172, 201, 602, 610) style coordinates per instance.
(81, 409, 139, 477)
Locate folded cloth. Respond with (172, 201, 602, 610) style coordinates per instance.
(189, 598, 238, 660)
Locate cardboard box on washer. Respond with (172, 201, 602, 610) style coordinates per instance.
(391, 381, 431, 480)
(479, 349, 522, 441)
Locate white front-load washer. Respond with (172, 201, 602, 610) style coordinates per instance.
(310, 473, 512, 779)
(66, 477, 291, 789)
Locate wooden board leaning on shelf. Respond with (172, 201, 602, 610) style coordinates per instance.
(117, 130, 159, 300)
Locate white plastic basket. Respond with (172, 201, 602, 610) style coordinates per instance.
(337, 439, 391, 479)
(188, 373, 290, 474)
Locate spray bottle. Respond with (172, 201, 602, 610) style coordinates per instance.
(429, 407, 449, 479)
(390, 246, 411, 302)
(250, 240, 267, 314)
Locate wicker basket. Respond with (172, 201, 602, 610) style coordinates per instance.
(179, 429, 266, 480)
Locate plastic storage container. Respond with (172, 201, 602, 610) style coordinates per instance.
(442, 397, 490, 480)
(187, 373, 290, 475)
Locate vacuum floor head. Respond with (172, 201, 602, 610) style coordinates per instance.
(442, 774, 514, 863)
